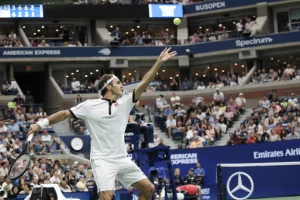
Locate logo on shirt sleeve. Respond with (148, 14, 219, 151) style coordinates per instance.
(114, 102, 119, 107)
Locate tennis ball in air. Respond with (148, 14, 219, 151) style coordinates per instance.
(173, 18, 181, 25)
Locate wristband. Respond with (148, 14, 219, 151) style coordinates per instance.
(37, 119, 49, 129)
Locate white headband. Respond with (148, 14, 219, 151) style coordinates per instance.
(99, 75, 118, 97)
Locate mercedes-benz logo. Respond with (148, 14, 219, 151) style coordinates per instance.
(226, 172, 254, 200)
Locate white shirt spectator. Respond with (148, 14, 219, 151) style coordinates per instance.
(236, 22, 244, 32)
(235, 96, 246, 107)
(197, 112, 206, 121)
(9, 33, 17, 40)
(42, 134, 51, 142)
(0, 125, 8, 133)
(154, 136, 160, 146)
(166, 119, 176, 128)
(197, 85, 206, 90)
(9, 80, 18, 90)
(60, 185, 72, 192)
(186, 129, 197, 139)
(213, 91, 224, 101)
(170, 94, 181, 108)
(71, 80, 81, 92)
(156, 96, 169, 110)
(288, 96, 298, 106)
(262, 99, 271, 109)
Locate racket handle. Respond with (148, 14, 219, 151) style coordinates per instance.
(27, 133, 34, 142)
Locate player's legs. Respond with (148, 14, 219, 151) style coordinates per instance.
(131, 178, 155, 200)
(90, 158, 118, 200)
(99, 191, 114, 200)
(117, 157, 154, 200)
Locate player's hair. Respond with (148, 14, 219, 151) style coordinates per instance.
(98, 74, 115, 97)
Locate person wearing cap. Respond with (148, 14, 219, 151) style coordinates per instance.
(213, 88, 224, 106)
(235, 93, 246, 112)
(183, 168, 196, 185)
(76, 175, 88, 192)
(28, 48, 177, 200)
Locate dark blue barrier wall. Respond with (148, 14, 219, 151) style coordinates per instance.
(1, 31, 300, 59)
(60, 136, 300, 186)
(59, 136, 300, 199)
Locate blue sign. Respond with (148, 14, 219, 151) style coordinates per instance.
(1, 31, 300, 59)
(0, 4, 43, 18)
(221, 164, 300, 199)
(149, 4, 183, 18)
(184, 0, 284, 15)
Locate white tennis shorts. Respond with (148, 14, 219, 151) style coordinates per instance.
(91, 156, 147, 192)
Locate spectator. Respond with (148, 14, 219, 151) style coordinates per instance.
(41, 130, 51, 143)
(213, 88, 224, 105)
(170, 92, 181, 109)
(73, 95, 83, 107)
(76, 176, 88, 192)
(7, 186, 19, 199)
(235, 93, 246, 112)
(174, 168, 184, 187)
(36, 107, 47, 121)
(183, 168, 196, 185)
(60, 180, 72, 192)
(71, 77, 81, 93)
(2, 80, 10, 95)
(13, 93, 25, 114)
(110, 27, 122, 44)
(189, 33, 200, 44)
(166, 115, 177, 138)
(7, 120, 20, 133)
(63, 28, 69, 46)
(19, 184, 31, 194)
(244, 16, 255, 31)
(153, 134, 160, 146)
(38, 39, 49, 47)
(8, 31, 17, 40)
(156, 94, 169, 111)
(189, 136, 203, 148)
(194, 162, 205, 185)
(181, 77, 191, 90)
(236, 19, 244, 36)
(0, 121, 8, 134)
(25, 90, 35, 105)
(26, 108, 37, 124)
(157, 138, 165, 146)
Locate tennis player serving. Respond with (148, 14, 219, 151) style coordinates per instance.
(28, 47, 177, 200)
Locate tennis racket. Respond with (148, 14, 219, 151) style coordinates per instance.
(8, 133, 34, 180)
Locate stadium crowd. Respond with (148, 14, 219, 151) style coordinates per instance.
(154, 90, 245, 149)
(227, 90, 300, 145)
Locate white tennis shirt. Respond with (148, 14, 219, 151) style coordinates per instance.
(70, 92, 136, 159)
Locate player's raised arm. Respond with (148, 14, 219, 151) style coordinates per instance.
(28, 110, 72, 135)
(134, 47, 177, 101)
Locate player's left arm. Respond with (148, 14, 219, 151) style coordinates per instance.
(134, 47, 177, 101)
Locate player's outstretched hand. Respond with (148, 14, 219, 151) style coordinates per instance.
(158, 47, 177, 63)
(28, 124, 41, 136)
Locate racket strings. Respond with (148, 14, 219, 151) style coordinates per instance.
(8, 154, 31, 179)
